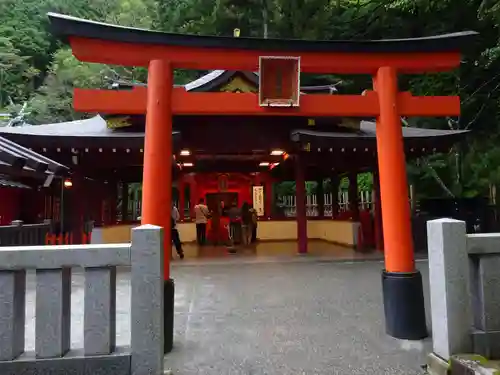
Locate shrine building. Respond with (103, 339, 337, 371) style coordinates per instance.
(0, 69, 466, 248)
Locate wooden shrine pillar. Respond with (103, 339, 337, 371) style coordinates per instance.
(140, 59, 174, 353)
(178, 175, 185, 221)
(373, 170, 384, 252)
(189, 177, 198, 220)
(109, 181, 118, 225)
(348, 172, 359, 221)
(90, 180, 103, 226)
(374, 67, 426, 340)
(121, 182, 129, 222)
(317, 177, 324, 218)
(331, 174, 340, 219)
(295, 155, 307, 253)
(71, 173, 85, 244)
(264, 178, 273, 218)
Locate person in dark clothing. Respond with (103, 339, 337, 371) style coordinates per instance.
(171, 205, 184, 259)
(227, 201, 241, 251)
(249, 206, 258, 243)
(241, 202, 252, 245)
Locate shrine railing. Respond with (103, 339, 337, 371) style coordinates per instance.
(0, 225, 164, 375)
(0, 220, 51, 247)
(0, 220, 95, 247)
(277, 191, 373, 218)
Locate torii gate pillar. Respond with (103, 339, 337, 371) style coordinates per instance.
(140, 59, 175, 353)
(375, 67, 427, 340)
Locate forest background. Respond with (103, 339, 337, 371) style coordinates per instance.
(0, 0, 499, 197)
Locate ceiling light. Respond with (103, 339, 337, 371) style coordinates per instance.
(180, 149, 191, 156)
(63, 179, 73, 188)
(259, 162, 270, 167)
(182, 162, 194, 167)
(270, 149, 285, 156)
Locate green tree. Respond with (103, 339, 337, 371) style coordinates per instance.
(0, 37, 39, 107)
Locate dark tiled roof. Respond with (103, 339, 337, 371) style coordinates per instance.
(291, 121, 468, 140)
(0, 116, 179, 140)
(0, 135, 68, 174)
(112, 70, 338, 93)
(48, 12, 478, 54)
(0, 176, 31, 189)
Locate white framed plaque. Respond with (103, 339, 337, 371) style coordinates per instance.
(252, 186, 265, 217)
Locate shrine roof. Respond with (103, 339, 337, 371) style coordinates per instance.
(48, 13, 478, 54)
(113, 70, 338, 93)
(0, 116, 179, 137)
(0, 116, 142, 137)
(291, 121, 468, 148)
(0, 135, 68, 175)
(0, 176, 31, 189)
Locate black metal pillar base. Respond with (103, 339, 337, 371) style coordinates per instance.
(164, 278, 174, 353)
(381, 270, 427, 340)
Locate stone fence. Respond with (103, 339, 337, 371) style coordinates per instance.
(0, 224, 164, 375)
(427, 218, 500, 362)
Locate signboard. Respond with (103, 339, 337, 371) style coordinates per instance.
(252, 185, 265, 217)
(106, 116, 131, 129)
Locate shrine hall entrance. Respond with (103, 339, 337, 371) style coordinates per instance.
(205, 192, 239, 244)
(205, 192, 238, 214)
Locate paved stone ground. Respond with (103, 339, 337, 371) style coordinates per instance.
(24, 258, 431, 375)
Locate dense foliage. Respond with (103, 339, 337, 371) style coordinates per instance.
(1, 0, 499, 197)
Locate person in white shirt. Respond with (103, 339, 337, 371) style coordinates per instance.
(194, 198, 210, 246)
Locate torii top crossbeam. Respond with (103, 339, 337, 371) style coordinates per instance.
(48, 13, 477, 73)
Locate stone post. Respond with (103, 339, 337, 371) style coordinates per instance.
(130, 225, 164, 375)
(427, 218, 472, 359)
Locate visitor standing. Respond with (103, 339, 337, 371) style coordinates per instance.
(249, 205, 258, 243)
(194, 198, 210, 246)
(227, 200, 241, 251)
(171, 204, 184, 259)
(241, 202, 253, 245)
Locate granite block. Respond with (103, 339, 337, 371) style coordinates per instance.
(426, 352, 449, 375)
(450, 354, 500, 375)
(479, 256, 500, 331)
(471, 329, 500, 360)
(0, 243, 130, 270)
(0, 270, 26, 360)
(427, 218, 472, 359)
(467, 233, 500, 254)
(130, 225, 164, 375)
(0, 349, 130, 375)
(36, 268, 72, 358)
(84, 267, 117, 355)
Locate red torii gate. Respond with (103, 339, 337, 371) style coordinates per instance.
(47, 12, 477, 350)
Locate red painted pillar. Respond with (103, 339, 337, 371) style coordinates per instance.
(317, 177, 324, 218)
(349, 171, 359, 221)
(375, 67, 426, 340)
(331, 174, 339, 219)
(375, 69, 414, 273)
(373, 170, 384, 251)
(189, 176, 198, 220)
(141, 59, 175, 353)
(178, 175, 185, 221)
(109, 182, 118, 225)
(295, 155, 307, 253)
(71, 173, 85, 244)
(121, 182, 129, 222)
(264, 177, 273, 218)
(141, 59, 173, 278)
